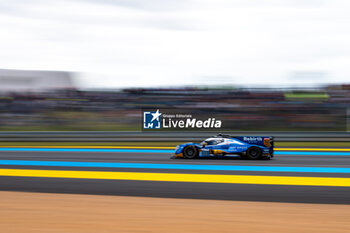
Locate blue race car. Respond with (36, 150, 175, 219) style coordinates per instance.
(174, 134, 274, 160)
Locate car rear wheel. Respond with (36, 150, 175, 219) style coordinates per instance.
(183, 146, 198, 159)
(246, 147, 262, 160)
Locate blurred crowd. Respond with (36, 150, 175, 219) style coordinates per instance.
(0, 85, 349, 131)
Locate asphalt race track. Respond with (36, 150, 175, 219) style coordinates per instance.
(1, 148, 350, 204)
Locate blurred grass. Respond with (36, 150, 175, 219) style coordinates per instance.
(0, 142, 185, 147)
(0, 141, 349, 147)
(0, 124, 140, 131)
(0, 108, 346, 131)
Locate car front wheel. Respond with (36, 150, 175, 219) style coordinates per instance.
(183, 146, 198, 159)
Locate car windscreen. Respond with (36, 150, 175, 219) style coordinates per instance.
(204, 140, 217, 145)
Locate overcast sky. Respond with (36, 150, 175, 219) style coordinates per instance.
(0, 0, 349, 88)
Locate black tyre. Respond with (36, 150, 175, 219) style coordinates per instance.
(246, 147, 262, 160)
(183, 146, 198, 159)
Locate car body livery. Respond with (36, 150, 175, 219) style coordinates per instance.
(174, 134, 274, 160)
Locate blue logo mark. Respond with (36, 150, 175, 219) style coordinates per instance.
(143, 109, 162, 129)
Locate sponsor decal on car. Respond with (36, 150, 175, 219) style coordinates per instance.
(243, 137, 263, 141)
